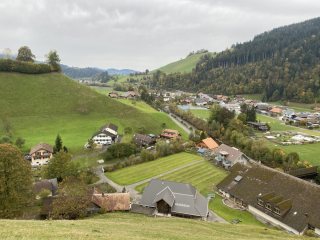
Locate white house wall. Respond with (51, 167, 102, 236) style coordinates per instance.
(315, 228, 320, 236)
(248, 205, 301, 235)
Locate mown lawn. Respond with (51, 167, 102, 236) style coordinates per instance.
(190, 109, 211, 120)
(209, 196, 265, 226)
(106, 152, 203, 185)
(0, 212, 307, 240)
(135, 160, 227, 194)
(134, 159, 262, 226)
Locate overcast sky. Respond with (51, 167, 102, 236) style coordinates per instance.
(1, 0, 320, 71)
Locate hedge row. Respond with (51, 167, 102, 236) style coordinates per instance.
(0, 59, 52, 74)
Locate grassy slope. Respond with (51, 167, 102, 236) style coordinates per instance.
(108, 152, 261, 226)
(0, 213, 311, 240)
(0, 72, 186, 152)
(155, 53, 207, 74)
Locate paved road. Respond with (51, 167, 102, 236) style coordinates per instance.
(167, 113, 193, 135)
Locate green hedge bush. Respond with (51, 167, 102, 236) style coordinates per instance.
(0, 59, 53, 74)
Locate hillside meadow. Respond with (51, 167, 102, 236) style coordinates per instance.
(0, 212, 313, 240)
(0, 72, 186, 152)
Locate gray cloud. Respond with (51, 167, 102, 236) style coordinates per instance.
(0, 0, 319, 70)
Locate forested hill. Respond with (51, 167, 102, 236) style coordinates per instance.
(151, 17, 320, 103)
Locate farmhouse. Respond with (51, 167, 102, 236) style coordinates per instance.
(133, 133, 156, 147)
(214, 144, 249, 169)
(92, 132, 112, 146)
(217, 163, 320, 236)
(197, 137, 219, 150)
(108, 92, 119, 98)
(29, 143, 53, 166)
(269, 107, 283, 117)
(195, 98, 208, 106)
(140, 179, 208, 219)
(160, 129, 181, 140)
(91, 192, 131, 212)
(247, 122, 269, 131)
(101, 123, 119, 141)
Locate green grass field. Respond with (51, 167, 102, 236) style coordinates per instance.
(0, 212, 309, 240)
(0, 73, 186, 153)
(257, 114, 320, 136)
(190, 109, 211, 120)
(135, 160, 226, 195)
(107, 152, 202, 185)
(257, 114, 320, 165)
(155, 53, 209, 74)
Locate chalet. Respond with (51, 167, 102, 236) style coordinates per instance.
(256, 103, 270, 113)
(217, 163, 320, 236)
(247, 122, 269, 132)
(198, 92, 214, 102)
(197, 137, 219, 150)
(195, 98, 208, 106)
(91, 192, 131, 212)
(140, 179, 208, 219)
(269, 107, 283, 117)
(160, 129, 181, 140)
(133, 133, 156, 147)
(29, 143, 53, 166)
(214, 144, 249, 169)
(108, 92, 119, 98)
(34, 178, 58, 199)
(92, 133, 112, 146)
(122, 91, 139, 99)
(220, 102, 241, 114)
(100, 123, 119, 141)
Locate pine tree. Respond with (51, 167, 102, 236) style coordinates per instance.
(0, 144, 33, 218)
(54, 134, 63, 153)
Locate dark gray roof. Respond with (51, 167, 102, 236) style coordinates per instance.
(214, 144, 245, 163)
(133, 133, 155, 146)
(217, 163, 320, 233)
(141, 179, 208, 218)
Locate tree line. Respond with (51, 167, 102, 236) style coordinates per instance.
(0, 46, 61, 74)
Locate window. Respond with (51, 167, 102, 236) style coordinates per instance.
(257, 199, 264, 206)
(274, 208, 281, 215)
(266, 203, 272, 211)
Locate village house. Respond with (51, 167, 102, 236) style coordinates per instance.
(108, 92, 119, 98)
(91, 191, 131, 212)
(220, 102, 241, 114)
(217, 163, 320, 236)
(160, 129, 181, 140)
(92, 132, 112, 146)
(29, 143, 54, 166)
(140, 179, 208, 220)
(255, 103, 270, 114)
(133, 133, 156, 147)
(197, 137, 219, 150)
(122, 91, 139, 99)
(198, 92, 214, 102)
(100, 123, 119, 141)
(214, 144, 250, 169)
(247, 122, 269, 132)
(195, 98, 208, 106)
(269, 107, 283, 117)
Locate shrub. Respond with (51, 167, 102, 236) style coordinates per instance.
(0, 59, 52, 74)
